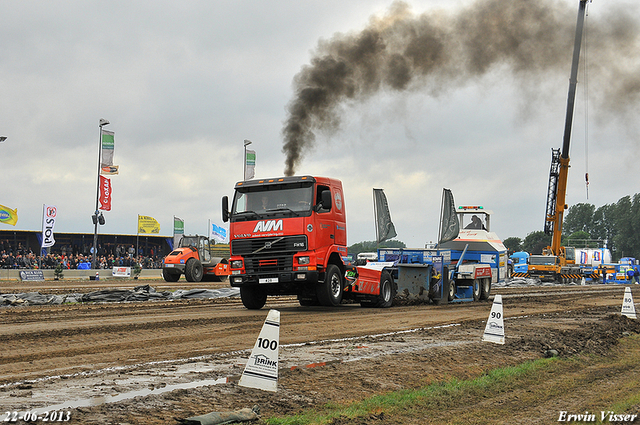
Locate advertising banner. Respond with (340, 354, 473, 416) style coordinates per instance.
(373, 188, 397, 244)
(101, 130, 115, 169)
(41, 205, 57, 248)
(210, 222, 228, 243)
(439, 188, 460, 244)
(173, 216, 184, 248)
(99, 175, 112, 211)
(0, 203, 18, 226)
(138, 215, 160, 234)
(245, 149, 256, 180)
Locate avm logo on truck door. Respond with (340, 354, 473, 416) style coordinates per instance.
(253, 219, 283, 233)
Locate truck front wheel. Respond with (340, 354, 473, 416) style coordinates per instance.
(185, 258, 203, 282)
(317, 264, 343, 307)
(240, 286, 267, 310)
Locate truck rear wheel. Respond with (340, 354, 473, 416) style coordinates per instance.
(480, 278, 491, 300)
(317, 264, 343, 307)
(448, 280, 456, 302)
(185, 258, 203, 282)
(240, 286, 267, 310)
(162, 268, 180, 282)
(375, 271, 395, 308)
(472, 279, 481, 301)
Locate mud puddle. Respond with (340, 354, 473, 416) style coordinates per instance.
(2, 323, 474, 413)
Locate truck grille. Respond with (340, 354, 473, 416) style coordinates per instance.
(244, 254, 294, 274)
(231, 236, 307, 274)
(231, 235, 307, 256)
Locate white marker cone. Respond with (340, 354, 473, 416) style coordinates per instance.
(580, 277, 586, 286)
(621, 287, 637, 320)
(239, 309, 280, 392)
(482, 294, 505, 344)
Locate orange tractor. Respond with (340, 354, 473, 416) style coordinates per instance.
(162, 235, 229, 282)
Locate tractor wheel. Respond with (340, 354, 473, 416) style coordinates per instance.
(374, 271, 396, 308)
(240, 286, 267, 310)
(480, 278, 491, 300)
(472, 279, 481, 301)
(185, 258, 204, 282)
(162, 268, 180, 282)
(317, 264, 343, 307)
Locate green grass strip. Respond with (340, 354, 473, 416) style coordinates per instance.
(263, 357, 557, 425)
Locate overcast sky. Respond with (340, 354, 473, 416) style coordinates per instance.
(1, 0, 638, 248)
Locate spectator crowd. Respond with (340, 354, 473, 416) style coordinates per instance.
(0, 240, 165, 270)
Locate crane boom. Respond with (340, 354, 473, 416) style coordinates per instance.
(544, 0, 588, 258)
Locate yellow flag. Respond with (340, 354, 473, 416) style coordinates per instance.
(138, 215, 160, 234)
(0, 203, 18, 226)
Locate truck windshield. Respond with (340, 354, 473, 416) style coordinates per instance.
(232, 183, 313, 220)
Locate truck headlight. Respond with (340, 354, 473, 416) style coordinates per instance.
(298, 256, 310, 265)
(231, 260, 244, 269)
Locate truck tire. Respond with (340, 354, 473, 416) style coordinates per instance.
(185, 258, 203, 282)
(448, 280, 456, 302)
(472, 279, 481, 301)
(317, 264, 343, 307)
(162, 268, 180, 282)
(240, 286, 267, 310)
(480, 278, 491, 300)
(375, 271, 395, 308)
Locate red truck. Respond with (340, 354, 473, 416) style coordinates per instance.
(222, 175, 395, 309)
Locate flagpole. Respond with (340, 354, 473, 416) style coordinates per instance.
(93, 119, 109, 269)
(136, 215, 140, 265)
(40, 204, 45, 270)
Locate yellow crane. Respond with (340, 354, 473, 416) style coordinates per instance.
(528, 0, 589, 283)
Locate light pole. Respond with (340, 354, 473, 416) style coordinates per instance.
(92, 119, 109, 269)
(243, 139, 252, 181)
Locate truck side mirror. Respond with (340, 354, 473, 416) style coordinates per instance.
(321, 190, 332, 209)
(222, 196, 229, 222)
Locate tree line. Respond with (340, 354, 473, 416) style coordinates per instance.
(349, 193, 640, 262)
(503, 193, 640, 261)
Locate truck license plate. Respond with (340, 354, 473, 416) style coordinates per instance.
(259, 277, 278, 283)
(165, 264, 174, 268)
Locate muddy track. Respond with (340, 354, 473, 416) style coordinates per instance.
(0, 281, 638, 424)
(0, 283, 627, 384)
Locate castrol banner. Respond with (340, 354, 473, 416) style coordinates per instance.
(99, 175, 112, 211)
(41, 205, 57, 248)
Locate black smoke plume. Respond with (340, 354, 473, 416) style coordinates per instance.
(282, 0, 640, 176)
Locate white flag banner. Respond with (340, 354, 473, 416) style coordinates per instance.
(173, 216, 184, 249)
(41, 205, 58, 248)
(211, 222, 228, 243)
(245, 149, 256, 180)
